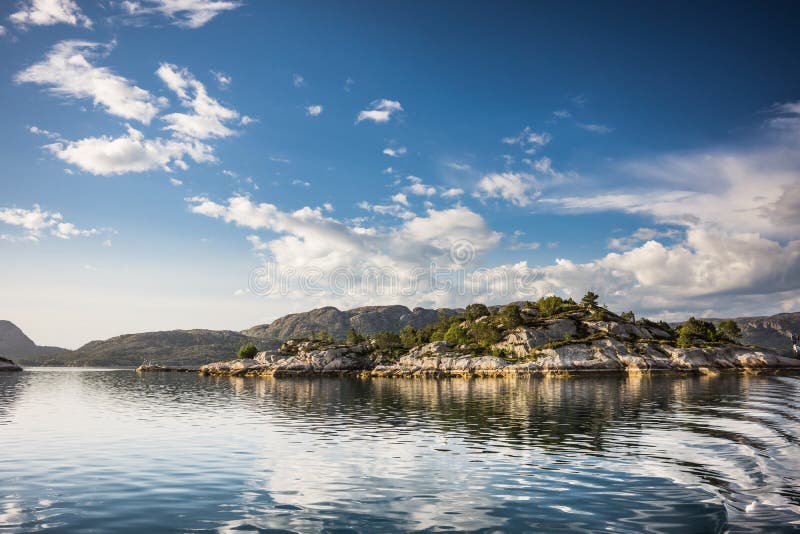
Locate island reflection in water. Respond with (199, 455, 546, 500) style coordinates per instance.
(1, 370, 799, 532)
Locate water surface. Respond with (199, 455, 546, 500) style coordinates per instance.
(2, 369, 800, 532)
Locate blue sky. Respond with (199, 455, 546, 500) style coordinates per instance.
(1, 1, 799, 348)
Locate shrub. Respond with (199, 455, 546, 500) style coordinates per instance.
(537, 296, 564, 318)
(589, 308, 607, 321)
(716, 320, 742, 342)
(444, 323, 470, 345)
(346, 328, 364, 345)
(620, 311, 635, 323)
(371, 331, 403, 350)
(469, 321, 501, 346)
(499, 304, 524, 327)
(464, 303, 490, 321)
(676, 317, 717, 347)
(238, 343, 258, 359)
(399, 326, 418, 348)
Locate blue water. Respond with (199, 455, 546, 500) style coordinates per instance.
(2, 369, 800, 533)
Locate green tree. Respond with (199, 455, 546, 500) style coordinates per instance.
(499, 304, 524, 327)
(371, 331, 402, 349)
(716, 320, 742, 342)
(399, 326, 418, 348)
(315, 330, 332, 342)
(620, 311, 636, 323)
(346, 328, 364, 345)
(676, 317, 717, 347)
(238, 343, 258, 359)
(444, 323, 470, 345)
(464, 303, 490, 321)
(537, 296, 564, 318)
(581, 291, 599, 307)
(469, 321, 501, 346)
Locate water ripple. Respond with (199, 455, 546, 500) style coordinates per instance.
(1, 369, 800, 532)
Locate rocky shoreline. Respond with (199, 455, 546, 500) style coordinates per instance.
(137, 338, 800, 378)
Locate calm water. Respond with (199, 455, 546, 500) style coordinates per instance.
(2, 370, 800, 533)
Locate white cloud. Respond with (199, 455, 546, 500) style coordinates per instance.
(441, 187, 464, 198)
(187, 195, 501, 286)
(292, 73, 305, 88)
(211, 70, 231, 88)
(542, 143, 800, 240)
(578, 122, 613, 134)
(123, 0, 241, 28)
(502, 126, 551, 154)
(391, 193, 409, 206)
(608, 227, 680, 251)
(102, 239, 112, 247)
(0, 204, 97, 242)
(156, 63, 241, 140)
(382, 146, 407, 157)
(356, 99, 403, 123)
(169, 177, 183, 186)
(553, 109, 571, 119)
(0, 25, 6, 36)
(46, 124, 215, 175)
(291, 179, 311, 187)
(446, 162, 471, 172)
(306, 104, 323, 117)
(15, 41, 165, 124)
(344, 77, 355, 92)
(509, 230, 540, 251)
(405, 176, 436, 196)
(474, 172, 538, 207)
(28, 125, 60, 139)
(10, 0, 92, 28)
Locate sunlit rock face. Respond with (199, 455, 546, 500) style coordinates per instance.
(190, 338, 800, 378)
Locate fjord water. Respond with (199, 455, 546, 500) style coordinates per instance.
(2, 370, 800, 533)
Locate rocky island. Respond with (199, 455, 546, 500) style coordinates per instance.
(138, 295, 800, 377)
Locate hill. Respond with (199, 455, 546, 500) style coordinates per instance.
(16, 329, 279, 367)
(0, 320, 69, 361)
(242, 305, 458, 341)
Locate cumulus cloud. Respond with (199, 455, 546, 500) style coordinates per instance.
(405, 176, 436, 196)
(10, 0, 91, 28)
(474, 172, 538, 207)
(187, 195, 501, 289)
(305, 104, 323, 117)
(156, 63, 241, 139)
(292, 73, 305, 88)
(46, 124, 215, 175)
(15, 40, 165, 124)
(356, 99, 403, 123)
(0, 204, 98, 242)
(502, 126, 551, 154)
(122, 0, 241, 28)
(608, 227, 680, 251)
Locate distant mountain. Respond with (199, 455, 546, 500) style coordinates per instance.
(0, 320, 68, 361)
(731, 312, 800, 357)
(242, 305, 460, 341)
(16, 329, 279, 368)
